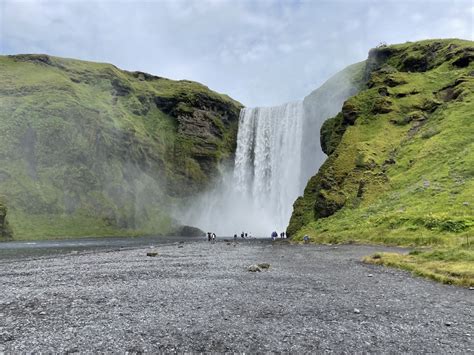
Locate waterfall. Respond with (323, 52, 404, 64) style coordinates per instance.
(181, 63, 361, 237)
(180, 101, 306, 237)
(233, 102, 304, 233)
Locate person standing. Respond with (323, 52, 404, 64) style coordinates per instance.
(271, 231, 277, 241)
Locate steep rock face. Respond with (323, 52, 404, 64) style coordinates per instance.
(300, 61, 366, 187)
(288, 39, 474, 240)
(0, 54, 242, 239)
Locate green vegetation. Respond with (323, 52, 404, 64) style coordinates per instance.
(289, 39, 474, 286)
(364, 247, 474, 287)
(0, 54, 242, 240)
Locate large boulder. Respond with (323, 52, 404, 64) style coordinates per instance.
(170, 225, 205, 237)
(0, 201, 12, 240)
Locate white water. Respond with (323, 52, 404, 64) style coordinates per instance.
(181, 101, 306, 237)
(233, 102, 304, 233)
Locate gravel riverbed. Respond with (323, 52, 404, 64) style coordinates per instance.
(0, 240, 472, 353)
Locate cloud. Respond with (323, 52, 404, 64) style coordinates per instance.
(0, 0, 472, 106)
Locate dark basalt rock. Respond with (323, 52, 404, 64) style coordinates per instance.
(452, 48, 474, 68)
(372, 98, 393, 114)
(10, 54, 54, 66)
(390, 111, 426, 126)
(378, 87, 390, 97)
(384, 75, 407, 87)
(342, 101, 359, 124)
(129, 71, 164, 81)
(0, 202, 13, 240)
(401, 55, 429, 72)
(111, 78, 132, 96)
(417, 98, 442, 113)
(171, 225, 205, 237)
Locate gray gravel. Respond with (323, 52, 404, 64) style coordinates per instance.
(0, 240, 472, 353)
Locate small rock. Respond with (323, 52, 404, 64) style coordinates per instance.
(353, 308, 361, 314)
(39, 311, 46, 315)
(247, 265, 261, 272)
(463, 202, 469, 206)
(445, 322, 452, 326)
(469, 287, 474, 290)
(178, 245, 184, 248)
(146, 252, 158, 257)
(368, 274, 373, 277)
(257, 263, 271, 269)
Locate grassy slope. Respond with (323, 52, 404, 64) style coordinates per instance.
(0, 54, 242, 240)
(289, 39, 474, 286)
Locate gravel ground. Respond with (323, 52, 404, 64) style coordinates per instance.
(0, 240, 472, 353)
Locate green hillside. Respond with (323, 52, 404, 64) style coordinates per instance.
(289, 39, 474, 286)
(0, 54, 242, 240)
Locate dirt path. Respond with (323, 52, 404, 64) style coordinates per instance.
(0, 241, 472, 352)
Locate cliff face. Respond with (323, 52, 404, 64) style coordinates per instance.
(0, 54, 242, 239)
(300, 61, 366, 188)
(288, 39, 474, 243)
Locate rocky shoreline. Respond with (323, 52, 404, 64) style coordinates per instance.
(0, 240, 472, 352)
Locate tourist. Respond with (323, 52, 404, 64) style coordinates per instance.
(303, 235, 310, 244)
(271, 231, 277, 240)
(234, 234, 237, 241)
(241, 232, 245, 239)
(245, 233, 248, 238)
(211, 232, 217, 244)
(207, 232, 211, 242)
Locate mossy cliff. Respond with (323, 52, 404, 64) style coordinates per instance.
(288, 39, 474, 286)
(0, 54, 242, 240)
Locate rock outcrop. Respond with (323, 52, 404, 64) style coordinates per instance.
(0, 200, 12, 240)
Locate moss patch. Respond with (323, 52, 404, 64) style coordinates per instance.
(363, 246, 474, 287)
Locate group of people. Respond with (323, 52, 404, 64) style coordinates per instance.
(233, 232, 253, 240)
(206, 230, 289, 242)
(207, 232, 217, 243)
(271, 231, 287, 240)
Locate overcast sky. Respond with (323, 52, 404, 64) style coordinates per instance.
(1, 0, 472, 106)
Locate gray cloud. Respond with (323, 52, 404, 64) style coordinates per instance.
(1, 0, 473, 106)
